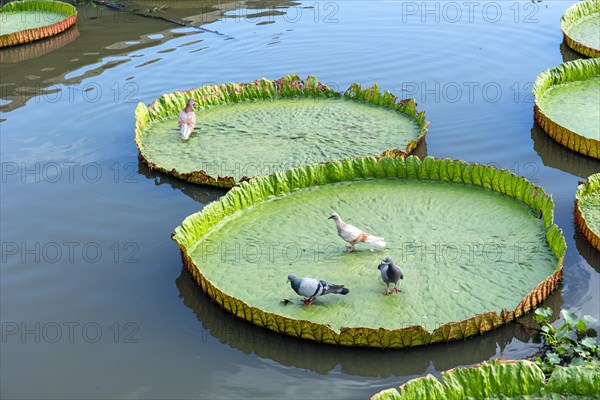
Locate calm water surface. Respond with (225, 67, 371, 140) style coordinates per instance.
(1, 1, 599, 399)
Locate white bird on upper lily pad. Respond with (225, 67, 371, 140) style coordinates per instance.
(378, 256, 404, 295)
(287, 274, 349, 306)
(328, 212, 386, 252)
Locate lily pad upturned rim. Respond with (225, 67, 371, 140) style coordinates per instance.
(0, 0, 77, 48)
(575, 173, 600, 251)
(135, 74, 429, 188)
(561, 0, 600, 58)
(172, 156, 565, 349)
(371, 360, 600, 399)
(532, 58, 600, 159)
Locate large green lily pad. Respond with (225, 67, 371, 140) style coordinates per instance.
(561, 0, 600, 58)
(0, 1, 77, 48)
(372, 360, 600, 399)
(575, 173, 600, 251)
(173, 156, 565, 348)
(135, 75, 428, 187)
(533, 58, 600, 159)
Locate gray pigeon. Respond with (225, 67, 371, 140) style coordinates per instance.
(287, 273, 349, 306)
(328, 212, 386, 252)
(378, 256, 404, 295)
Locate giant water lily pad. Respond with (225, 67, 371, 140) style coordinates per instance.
(575, 173, 600, 251)
(0, 23, 78, 63)
(561, 0, 600, 58)
(172, 156, 565, 348)
(533, 58, 600, 159)
(372, 360, 600, 399)
(0, 0, 77, 48)
(135, 75, 428, 187)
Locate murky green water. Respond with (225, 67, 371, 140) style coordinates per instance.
(567, 13, 600, 50)
(142, 98, 421, 180)
(195, 179, 556, 332)
(0, 11, 68, 35)
(1, 1, 599, 399)
(538, 78, 600, 140)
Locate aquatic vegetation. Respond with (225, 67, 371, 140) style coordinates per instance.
(532, 307, 599, 374)
(0, 24, 79, 63)
(533, 58, 600, 159)
(372, 360, 600, 399)
(575, 173, 600, 251)
(0, 0, 77, 48)
(172, 156, 565, 348)
(135, 75, 428, 187)
(561, 0, 600, 58)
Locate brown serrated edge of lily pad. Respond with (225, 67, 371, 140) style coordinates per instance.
(135, 74, 429, 188)
(532, 58, 600, 159)
(0, 1, 77, 48)
(574, 173, 600, 251)
(0, 22, 79, 63)
(561, 0, 600, 58)
(172, 156, 565, 349)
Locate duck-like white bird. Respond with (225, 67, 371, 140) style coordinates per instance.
(287, 274, 349, 306)
(328, 212, 386, 252)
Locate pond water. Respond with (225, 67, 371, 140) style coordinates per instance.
(1, 1, 599, 399)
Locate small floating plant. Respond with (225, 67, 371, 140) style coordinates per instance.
(533, 58, 600, 159)
(575, 173, 600, 251)
(0, 0, 77, 48)
(172, 156, 565, 349)
(135, 75, 428, 187)
(561, 0, 600, 58)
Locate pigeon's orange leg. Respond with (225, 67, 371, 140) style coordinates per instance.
(394, 287, 401, 293)
(303, 298, 314, 306)
(384, 288, 392, 295)
(345, 244, 354, 253)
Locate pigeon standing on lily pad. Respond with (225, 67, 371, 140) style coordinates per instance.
(328, 212, 386, 252)
(378, 256, 404, 295)
(287, 274, 349, 306)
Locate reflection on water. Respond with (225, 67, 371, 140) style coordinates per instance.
(0, 7, 179, 112)
(575, 229, 600, 274)
(128, 0, 301, 27)
(137, 157, 225, 204)
(560, 39, 587, 63)
(531, 122, 600, 179)
(0, 25, 80, 64)
(176, 266, 564, 378)
(0, 1, 300, 113)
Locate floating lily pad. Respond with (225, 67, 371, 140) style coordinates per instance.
(372, 360, 600, 399)
(135, 75, 428, 187)
(561, 0, 600, 58)
(575, 173, 600, 251)
(0, 23, 78, 63)
(0, 1, 77, 48)
(533, 58, 600, 159)
(172, 156, 565, 348)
